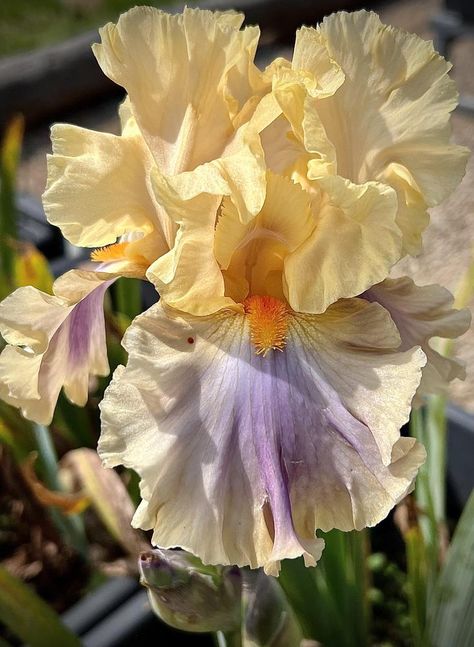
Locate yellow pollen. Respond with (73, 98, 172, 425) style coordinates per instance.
(244, 295, 289, 357)
(91, 241, 130, 262)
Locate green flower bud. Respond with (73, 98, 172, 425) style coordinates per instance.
(242, 569, 304, 647)
(139, 549, 242, 633)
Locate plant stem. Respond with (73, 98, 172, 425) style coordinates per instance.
(216, 630, 241, 647)
(33, 424, 88, 557)
(405, 527, 429, 647)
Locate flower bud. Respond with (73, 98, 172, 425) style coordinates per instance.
(242, 569, 303, 646)
(139, 549, 241, 633)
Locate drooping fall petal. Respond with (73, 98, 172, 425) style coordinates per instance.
(365, 277, 471, 401)
(0, 271, 114, 424)
(99, 298, 425, 575)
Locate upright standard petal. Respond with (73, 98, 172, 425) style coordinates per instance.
(365, 277, 471, 400)
(147, 192, 237, 316)
(277, 11, 469, 253)
(0, 271, 114, 424)
(270, 27, 344, 180)
(93, 6, 263, 172)
(99, 297, 425, 574)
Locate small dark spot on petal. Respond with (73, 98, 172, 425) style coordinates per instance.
(187, 337, 194, 344)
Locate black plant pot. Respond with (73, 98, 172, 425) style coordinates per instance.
(445, 0, 474, 23)
(62, 577, 214, 647)
(446, 404, 474, 515)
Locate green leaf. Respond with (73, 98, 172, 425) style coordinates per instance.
(427, 492, 474, 647)
(33, 424, 88, 557)
(317, 530, 370, 647)
(113, 277, 142, 321)
(404, 526, 429, 647)
(62, 447, 146, 555)
(279, 530, 370, 646)
(53, 393, 95, 448)
(13, 244, 54, 293)
(0, 116, 23, 283)
(0, 566, 81, 647)
(410, 405, 445, 589)
(424, 395, 448, 526)
(279, 557, 325, 640)
(0, 402, 36, 462)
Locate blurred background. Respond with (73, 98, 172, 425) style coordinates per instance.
(0, 1, 473, 646)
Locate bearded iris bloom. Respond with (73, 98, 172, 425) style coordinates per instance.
(101, 164, 454, 574)
(0, 7, 470, 574)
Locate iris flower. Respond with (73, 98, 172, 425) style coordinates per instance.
(0, 7, 470, 574)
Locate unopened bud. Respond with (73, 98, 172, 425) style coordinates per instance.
(242, 569, 303, 647)
(139, 549, 241, 633)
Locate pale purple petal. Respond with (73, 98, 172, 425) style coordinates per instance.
(0, 271, 114, 424)
(100, 299, 425, 573)
(365, 277, 471, 399)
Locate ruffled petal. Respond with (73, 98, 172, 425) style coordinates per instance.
(290, 26, 345, 99)
(90, 234, 160, 278)
(99, 298, 425, 574)
(217, 172, 314, 269)
(365, 277, 471, 401)
(284, 176, 402, 313)
(215, 173, 402, 314)
(43, 123, 169, 251)
(286, 10, 469, 253)
(0, 271, 114, 424)
(93, 6, 262, 172)
(377, 163, 429, 257)
(270, 27, 344, 179)
(151, 121, 266, 222)
(259, 114, 304, 177)
(146, 124, 266, 315)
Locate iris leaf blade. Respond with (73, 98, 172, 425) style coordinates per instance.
(0, 566, 81, 647)
(427, 491, 474, 647)
(0, 116, 23, 283)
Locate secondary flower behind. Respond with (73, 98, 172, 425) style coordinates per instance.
(0, 7, 470, 575)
